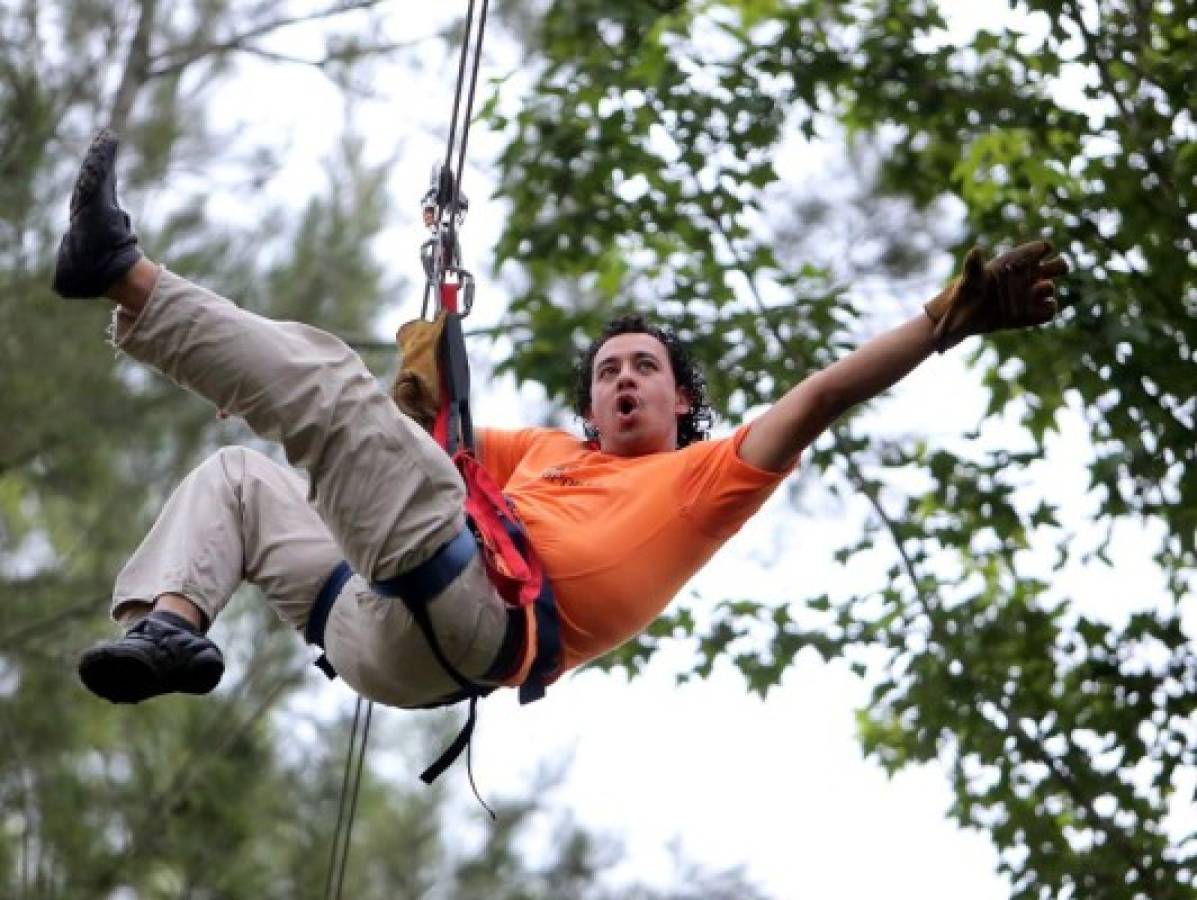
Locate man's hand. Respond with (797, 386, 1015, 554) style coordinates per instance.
(390, 312, 446, 433)
(924, 241, 1069, 352)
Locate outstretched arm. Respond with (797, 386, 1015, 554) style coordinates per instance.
(738, 313, 935, 472)
(737, 241, 1068, 473)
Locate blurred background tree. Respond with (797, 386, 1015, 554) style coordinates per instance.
(1, 1, 415, 896)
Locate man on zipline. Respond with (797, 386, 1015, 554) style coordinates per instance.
(59, 130, 1067, 710)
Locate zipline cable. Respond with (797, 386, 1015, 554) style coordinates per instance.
(324, 4, 491, 896)
(441, 0, 477, 198)
(444, 0, 490, 271)
(324, 695, 367, 900)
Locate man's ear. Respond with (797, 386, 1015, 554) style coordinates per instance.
(673, 388, 691, 416)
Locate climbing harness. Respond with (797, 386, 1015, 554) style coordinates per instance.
(312, 3, 562, 895)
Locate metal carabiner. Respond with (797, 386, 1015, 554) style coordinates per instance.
(422, 163, 468, 231)
(445, 267, 475, 317)
(419, 163, 471, 318)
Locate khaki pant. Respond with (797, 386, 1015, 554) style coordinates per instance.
(110, 268, 509, 707)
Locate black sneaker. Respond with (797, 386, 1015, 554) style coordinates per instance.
(78, 611, 224, 704)
(52, 129, 142, 299)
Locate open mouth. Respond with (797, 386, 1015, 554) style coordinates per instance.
(616, 395, 638, 416)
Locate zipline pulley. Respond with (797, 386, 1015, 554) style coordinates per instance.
(420, 163, 474, 318)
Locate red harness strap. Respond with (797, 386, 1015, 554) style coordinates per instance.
(454, 450, 544, 609)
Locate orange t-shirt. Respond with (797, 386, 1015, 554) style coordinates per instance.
(479, 426, 790, 671)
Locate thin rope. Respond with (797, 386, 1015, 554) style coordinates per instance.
(331, 700, 374, 900)
(448, 0, 489, 230)
(465, 699, 496, 820)
(324, 696, 366, 900)
(442, 0, 477, 199)
(442, 0, 489, 283)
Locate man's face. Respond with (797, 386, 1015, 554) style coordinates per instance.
(586, 332, 690, 457)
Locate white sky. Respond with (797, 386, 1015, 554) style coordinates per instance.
(183, 2, 1189, 896)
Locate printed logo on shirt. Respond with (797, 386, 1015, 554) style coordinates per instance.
(540, 465, 585, 487)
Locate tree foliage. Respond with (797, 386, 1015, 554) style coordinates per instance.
(486, 1, 1197, 897)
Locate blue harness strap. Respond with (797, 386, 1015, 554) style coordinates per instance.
(306, 518, 562, 786)
(372, 528, 478, 604)
(304, 531, 478, 677)
(306, 560, 353, 679)
(373, 528, 492, 788)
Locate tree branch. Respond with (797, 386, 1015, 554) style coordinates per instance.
(143, 0, 398, 81)
(1010, 723, 1158, 890)
(0, 595, 106, 652)
(337, 322, 513, 355)
(108, 0, 157, 133)
(0, 391, 188, 479)
(220, 38, 425, 74)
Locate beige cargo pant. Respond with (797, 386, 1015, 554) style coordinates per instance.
(109, 268, 510, 708)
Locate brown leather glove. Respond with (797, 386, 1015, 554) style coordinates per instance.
(390, 311, 447, 433)
(924, 241, 1069, 352)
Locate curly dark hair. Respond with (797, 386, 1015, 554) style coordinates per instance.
(574, 314, 714, 448)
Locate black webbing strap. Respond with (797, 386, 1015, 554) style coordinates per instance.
(307, 560, 353, 679)
(399, 595, 488, 794)
(307, 523, 561, 700)
(370, 528, 494, 807)
(439, 310, 473, 456)
(307, 532, 493, 808)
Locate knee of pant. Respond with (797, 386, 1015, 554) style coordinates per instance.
(207, 445, 249, 479)
(207, 445, 278, 490)
(209, 444, 277, 466)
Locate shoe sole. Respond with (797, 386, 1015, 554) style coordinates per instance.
(70, 129, 119, 219)
(78, 645, 223, 704)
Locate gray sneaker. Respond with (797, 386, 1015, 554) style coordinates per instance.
(78, 611, 224, 704)
(52, 129, 142, 299)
